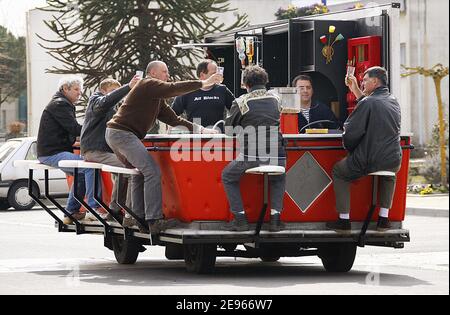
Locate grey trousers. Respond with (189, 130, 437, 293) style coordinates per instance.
(222, 159, 286, 215)
(83, 150, 130, 212)
(105, 128, 162, 221)
(332, 158, 400, 214)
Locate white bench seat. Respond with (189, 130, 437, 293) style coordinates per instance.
(102, 165, 140, 176)
(246, 165, 286, 176)
(13, 160, 41, 168)
(77, 161, 104, 169)
(58, 160, 81, 168)
(13, 160, 58, 171)
(368, 171, 396, 177)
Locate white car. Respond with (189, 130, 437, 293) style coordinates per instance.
(0, 137, 69, 210)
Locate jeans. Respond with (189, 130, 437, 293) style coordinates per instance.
(38, 152, 98, 214)
(222, 158, 287, 215)
(105, 128, 161, 221)
(83, 150, 131, 212)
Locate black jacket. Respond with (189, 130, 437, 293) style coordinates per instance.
(80, 85, 130, 154)
(343, 87, 402, 174)
(298, 100, 340, 133)
(225, 86, 285, 159)
(37, 92, 82, 157)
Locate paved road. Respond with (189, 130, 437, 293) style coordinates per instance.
(0, 208, 448, 295)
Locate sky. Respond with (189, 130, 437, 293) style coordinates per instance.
(0, 0, 47, 36)
(0, 0, 352, 37)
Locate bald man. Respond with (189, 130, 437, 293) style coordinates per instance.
(106, 61, 222, 234)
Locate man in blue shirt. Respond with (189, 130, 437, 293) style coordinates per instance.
(292, 75, 340, 132)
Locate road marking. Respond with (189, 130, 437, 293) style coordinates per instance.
(0, 220, 53, 229)
(0, 258, 116, 273)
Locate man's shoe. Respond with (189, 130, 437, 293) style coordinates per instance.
(326, 219, 351, 234)
(148, 219, 167, 234)
(84, 212, 97, 221)
(122, 215, 139, 228)
(63, 212, 85, 225)
(99, 212, 113, 221)
(269, 213, 285, 232)
(377, 216, 391, 232)
(223, 213, 249, 232)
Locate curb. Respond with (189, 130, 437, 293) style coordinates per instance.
(406, 207, 449, 218)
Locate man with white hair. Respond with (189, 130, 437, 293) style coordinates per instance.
(37, 76, 99, 224)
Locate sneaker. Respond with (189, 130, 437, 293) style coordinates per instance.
(84, 212, 97, 221)
(223, 213, 249, 232)
(326, 219, 351, 234)
(377, 216, 391, 232)
(63, 212, 85, 225)
(99, 212, 113, 221)
(269, 213, 285, 232)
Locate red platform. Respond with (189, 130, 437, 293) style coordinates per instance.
(141, 134, 410, 224)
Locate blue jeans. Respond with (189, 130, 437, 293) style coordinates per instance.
(39, 152, 99, 214)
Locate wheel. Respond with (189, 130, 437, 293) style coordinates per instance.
(7, 181, 38, 210)
(260, 256, 281, 263)
(112, 236, 140, 264)
(319, 243, 357, 273)
(165, 244, 184, 260)
(0, 200, 10, 210)
(184, 244, 217, 274)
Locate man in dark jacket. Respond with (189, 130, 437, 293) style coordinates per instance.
(37, 76, 98, 224)
(222, 65, 286, 232)
(327, 67, 402, 233)
(80, 76, 139, 222)
(292, 74, 340, 132)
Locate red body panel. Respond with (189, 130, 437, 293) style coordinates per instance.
(139, 136, 411, 224)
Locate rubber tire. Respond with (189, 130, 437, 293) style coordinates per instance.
(319, 243, 357, 273)
(0, 199, 10, 210)
(165, 244, 185, 260)
(184, 244, 217, 274)
(112, 236, 140, 265)
(7, 181, 38, 210)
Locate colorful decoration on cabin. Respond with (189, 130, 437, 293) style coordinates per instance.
(320, 25, 345, 64)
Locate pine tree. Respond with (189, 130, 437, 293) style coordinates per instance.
(0, 26, 26, 109)
(38, 0, 247, 97)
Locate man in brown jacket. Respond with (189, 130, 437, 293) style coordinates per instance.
(106, 61, 221, 233)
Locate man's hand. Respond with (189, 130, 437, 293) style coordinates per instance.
(345, 75, 363, 99)
(129, 75, 141, 89)
(202, 73, 223, 89)
(201, 127, 219, 134)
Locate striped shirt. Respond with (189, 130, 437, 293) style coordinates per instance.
(300, 107, 310, 123)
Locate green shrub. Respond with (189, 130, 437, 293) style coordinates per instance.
(275, 3, 328, 20)
(419, 149, 449, 185)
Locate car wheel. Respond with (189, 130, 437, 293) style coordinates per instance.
(112, 235, 141, 265)
(319, 243, 357, 273)
(0, 199, 10, 210)
(184, 244, 217, 274)
(7, 181, 39, 211)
